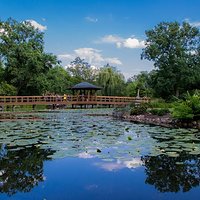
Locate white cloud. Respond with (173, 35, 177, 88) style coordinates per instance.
(123, 158, 143, 169)
(58, 47, 122, 67)
(104, 57, 122, 65)
(0, 28, 8, 36)
(98, 34, 145, 49)
(0, 28, 5, 34)
(190, 21, 200, 27)
(26, 20, 47, 31)
(58, 54, 75, 60)
(95, 158, 143, 172)
(95, 162, 124, 171)
(85, 16, 98, 23)
(123, 38, 145, 48)
(75, 48, 104, 64)
(100, 35, 123, 44)
(78, 152, 94, 159)
(184, 18, 200, 28)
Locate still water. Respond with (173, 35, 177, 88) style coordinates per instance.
(0, 109, 200, 200)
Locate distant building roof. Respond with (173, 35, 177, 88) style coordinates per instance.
(70, 82, 102, 90)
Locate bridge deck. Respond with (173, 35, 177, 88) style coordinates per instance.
(0, 95, 150, 106)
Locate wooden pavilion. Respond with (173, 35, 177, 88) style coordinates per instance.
(69, 82, 102, 108)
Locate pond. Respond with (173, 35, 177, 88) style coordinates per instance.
(0, 109, 200, 200)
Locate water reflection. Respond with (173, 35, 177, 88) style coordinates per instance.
(95, 158, 143, 171)
(0, 144, 54, 196)
(142, 153, 200, 193)
(0, 110, 200, 197)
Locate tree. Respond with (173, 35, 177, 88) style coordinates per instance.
(0, 18, 58, 95)
(45, 66, 72, 94)
(0, 82, 17, 95)
(97, 64, 125, 96)
(126, 71, 153, 97)
(142, 21, 200, 99)
(67, 57, 97, 83)
(142, 154, 200, 193)
(0, 145, 54, 195)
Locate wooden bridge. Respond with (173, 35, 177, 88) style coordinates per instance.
(0, 95, 150, 108)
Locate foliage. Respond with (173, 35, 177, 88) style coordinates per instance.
(172, 102, 194, 120)
(97, 64, 126, 96)
(0, 82, 17, 95)
(0, 145, 53, 195)
(126, 81, 137, 96)
(185, 91, 200, 117)
(142, 21, 200, 99)
(130, 103, 148, 115)
(147, 99, 173, 109)
(172, 91, 200, 120)
(142, 154, 200, 193)
(0, 18, 58, 95)
(67, 57, 97, 83)
(126, 71, 153, 97)
(0, 62, 4, 81)
(149, 108, 169, 116)
(44, 66, 72, 94)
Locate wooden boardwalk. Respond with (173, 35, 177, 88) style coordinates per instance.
(0, 95, 150, 108)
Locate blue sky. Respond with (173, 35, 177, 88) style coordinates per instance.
(0, 0, 200, 78)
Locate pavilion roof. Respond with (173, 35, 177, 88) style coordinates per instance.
(70, 82, 102, 90)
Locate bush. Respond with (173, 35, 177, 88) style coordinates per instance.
(172, 102, 194, 120)
(130, 103, 148, 115)
(149, 108, 169, 116)
(0, 82, 17, 95)
(147, 99, 173, 109)
(172, 91, 200, 120)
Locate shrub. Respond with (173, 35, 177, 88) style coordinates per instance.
(172, 91, 200, 120)
(130, 103, 148, 115)
(0, 82, 17, 95)
(148, 99, 173, 109)
(149, 108, 169, 116)
(172, 102, 194, 120)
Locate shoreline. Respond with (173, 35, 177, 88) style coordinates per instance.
(113, 111, 200, 130)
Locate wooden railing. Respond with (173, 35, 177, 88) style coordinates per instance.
(0, 95, 150, 106)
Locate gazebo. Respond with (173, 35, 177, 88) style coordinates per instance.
(70, 82, 101, 95)
(69, 82, 102, 108)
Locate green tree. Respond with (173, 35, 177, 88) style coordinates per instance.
(0, 82, 17, 95)
(97, 64, 125, 96)
(142, 21, 200, 99)
(126, 81, 137, 97)
(67, 57, 97, 84)
(142, 154, 200, 193)
(0, 18, 58, 95)
(0, 145, 54, 195)
(45, 66, 72, 94)
(126, 71, 153, 97)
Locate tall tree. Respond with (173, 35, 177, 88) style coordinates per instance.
(0, 18, 58, 95)
(142, 21, 200, 99)
(97, 64, 125, 96)
(126, 71, 152, 97)
(45, 66, 72, 94)
(67, 57, 97, 83)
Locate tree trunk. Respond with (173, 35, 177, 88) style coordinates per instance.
(137, 89, 140, 98)
(175, 88, 179, 97)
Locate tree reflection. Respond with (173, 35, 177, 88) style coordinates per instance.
(142, 153, 200, 192)
(0, 144, 54, 196)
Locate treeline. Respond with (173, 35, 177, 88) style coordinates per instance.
(0, 18, 200, 99)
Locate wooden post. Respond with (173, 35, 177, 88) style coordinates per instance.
(32, 104, 36, 110)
